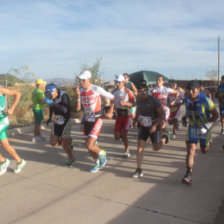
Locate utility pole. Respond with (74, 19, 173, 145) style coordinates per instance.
(218, 36, 220, 85)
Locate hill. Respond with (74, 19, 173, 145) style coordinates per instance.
(0, 74, 23, 87)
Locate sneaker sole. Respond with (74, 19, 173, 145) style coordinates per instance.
(182, 178, 192, 185)
(14, 161, 26, 174)
(0, 160, 10, 176)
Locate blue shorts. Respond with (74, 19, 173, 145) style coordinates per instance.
(186, 126, 211, 148)
(219, 105, 224, 117)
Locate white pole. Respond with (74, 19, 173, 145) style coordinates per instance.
(218, 36, 220, 85)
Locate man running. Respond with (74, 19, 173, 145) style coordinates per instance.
(45, 83, 75, 167)
(182, 80, 218, 185)
(32, 78, 46, 143)
(75, 70, 114, 173)
(215, 75, 224, 134)
(168, 80, 185, 140)
(131, 81, 166, 178)
(0, 87, 26, 175)
(151, 75, 179, 143)
(112, 75, 136, 158)
(123, 73, 138, 120)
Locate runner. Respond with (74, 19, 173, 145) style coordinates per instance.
(181, 80, 218, 185)
(123, 73, 138, 120)
(0, 87, 26, 175)
(215, 75, 224, 134)
(32, 78, 46, 143)
(75, 70, 114, 173)
(112, 75, 136, 158)
(199, 80, 212, 99)
(151, 75, 179, 143)
(131, 81, 166, 178)
(168, 80, 185, 140)
(45, 83, 75, 167)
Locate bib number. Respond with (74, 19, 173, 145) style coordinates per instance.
(138, 115, 152, 127)
(85, 112, 96, 122)
(190, 127, 206, 139)
(54, 115, 65, 125)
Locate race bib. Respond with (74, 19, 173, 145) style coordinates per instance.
(85, 112, 96, 122)
(138, 115, 152, 127)
(54, 115, 65, 125)
(190, 127, 206, 139)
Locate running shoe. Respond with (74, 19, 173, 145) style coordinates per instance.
(90, 163, 101, 173)
(66, 159, 75, 167)
(131, 169, 143, 178)
(220, 129, 224, 135)
(162, 131, 170, 144)
(0, 158, 10, 176)
(171, 134, 176, 140)
(99, 150, 107, 168)
(182, 174, 192, 185)
(14, 159, 26, 174)
(123, 151, 131, 158)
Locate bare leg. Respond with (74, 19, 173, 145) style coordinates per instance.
(0, 138, 22, 163)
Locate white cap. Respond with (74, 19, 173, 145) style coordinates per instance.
(79, 70, 91, 80)
(115, 75, 125, 82)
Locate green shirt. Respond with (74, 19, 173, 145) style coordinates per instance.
(32, 88, 46, 110)
(0, 95, 7, 118)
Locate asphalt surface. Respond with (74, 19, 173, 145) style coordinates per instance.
(1, 116, 224, 224)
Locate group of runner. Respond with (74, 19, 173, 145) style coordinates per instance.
(0, 71, 224, 185)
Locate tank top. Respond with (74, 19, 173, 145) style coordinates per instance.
(0, 95, 7, 119)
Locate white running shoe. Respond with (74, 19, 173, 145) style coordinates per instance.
(14, 159, 26, 173)
(171, 134, 176, 140)
(0, 159, 10, 176)
(123, 151, 131, 158)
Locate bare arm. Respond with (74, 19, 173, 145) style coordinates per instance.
(0, 87, 21, 115)
(131, 83, 138, 96)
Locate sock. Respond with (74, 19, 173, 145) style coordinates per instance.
(186, 166, 192, 175)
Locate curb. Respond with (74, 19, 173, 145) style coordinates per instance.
(7, 119, 82, 137)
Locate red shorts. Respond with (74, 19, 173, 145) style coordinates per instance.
(83, 118, 103, 139)
(114, 115, 132, 133)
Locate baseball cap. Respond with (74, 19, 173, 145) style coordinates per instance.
(36, 79, 46, 85)
(79, 70, 91, 80)
(186, 80, 200, 90)
(115, 75, 125, 82)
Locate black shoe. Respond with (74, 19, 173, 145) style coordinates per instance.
(162, 131, 170, 144)
(131, 169, 143, 178)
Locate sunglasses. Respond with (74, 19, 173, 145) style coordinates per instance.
(79, 79, 87, 82)
(115, 81, 122, 84)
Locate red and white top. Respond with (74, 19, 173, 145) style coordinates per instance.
(151, 86, 174, 107)
(168, 89, 184, 106)
(113, 87, 135, 115)
(80, 85, 114, 121)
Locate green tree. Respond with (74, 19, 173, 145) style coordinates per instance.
(78, 57, 104, 86)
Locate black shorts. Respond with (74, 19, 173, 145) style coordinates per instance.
(138, 126, 161, 144)
(51, 119, 71, 138)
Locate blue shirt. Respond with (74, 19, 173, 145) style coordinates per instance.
(184, 93, 215, 127)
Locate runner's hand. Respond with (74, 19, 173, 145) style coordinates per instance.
(45, 97, 53, 105)
(199, 123, 212, 135)
(182, 116, 187, 127)
(149, 124, 157, 134)
(104, 112, 113, 119)
(46, 118, 52, 126)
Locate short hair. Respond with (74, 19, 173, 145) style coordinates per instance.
(157, 75, 164, 81)
(221, 75, 224, 80)
(137, 80, 148, 90)
(123, 73, 129, 78)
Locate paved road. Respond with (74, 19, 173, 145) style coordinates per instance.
(1, 118, 224, 224)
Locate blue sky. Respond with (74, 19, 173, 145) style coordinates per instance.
(1, 0, 224, 81)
